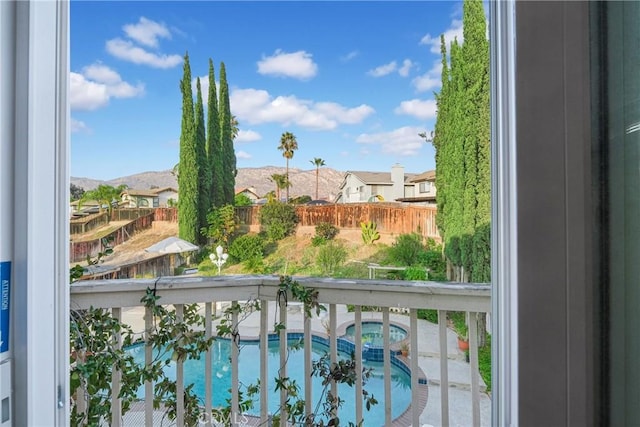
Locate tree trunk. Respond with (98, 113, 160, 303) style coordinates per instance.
(286, 158, 289, 202)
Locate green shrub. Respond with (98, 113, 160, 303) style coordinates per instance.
(418, 249, 446, 279)
(259, 201, 299, 241)
(229, 233, 265, 262)
(234, 193, 253, 206)
(202, 204, 237, 245)
(243, 255, 267, 273)
(389, 233, 425, 266)
(403, 266, 427, 281)
(417, 308, 439, 324)
(360, 221, 380, 245)
(316, 241, 348, 275)
(315, 222, 339, 240)
(311, 236, 327, 246)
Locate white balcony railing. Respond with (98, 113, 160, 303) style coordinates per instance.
(70, 275, 491, 426)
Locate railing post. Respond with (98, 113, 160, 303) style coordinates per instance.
(260, 300, 269, 423)
(175, 304, 184, 427)
(354, 306, 363, 425)
(231, 301, 240, 421)
(329, 304, 338, 418)
(278, 296, 288, 426)
(469, 311, 481, 426)
(144, 305, 153, 427)
(383, 308, 392, 426)
(205, 302, 212, 427)
(304, 305, 312, 420)
(410, 309, 420, 427)
(111, 307, 122, 427)
(438, 310, 450, 427)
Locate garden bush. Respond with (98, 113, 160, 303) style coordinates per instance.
(403, 266, 427, 281)
(259, 201, 299, 241)
(229, 233, 265, 262)
(316, 241, 348, 275)
(315, 222, 339, 240)
(388, 233, 425, 266)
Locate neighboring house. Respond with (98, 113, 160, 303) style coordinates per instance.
(397, 170, 437, 205)
(336, 164, 436, 205)
(121, 187, 178, 208)
(69, 199, 102, 215)
(235, 187, 260, 203)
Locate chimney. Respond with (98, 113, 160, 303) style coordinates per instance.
(391, 163, 404, 200)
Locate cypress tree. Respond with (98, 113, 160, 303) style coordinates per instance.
(433, 35, 450, 245)
(432, 0, 490, 282)
(178, 52, 199, 244)
(206, 59, 224, 208)
(464, 0, 491, 283)
(194, 77, 208, 243)
(218, 62, 236, 205)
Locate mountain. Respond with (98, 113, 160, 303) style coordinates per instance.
(71, 166, 345, 201)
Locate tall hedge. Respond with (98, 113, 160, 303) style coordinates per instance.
(218, 62, 236, 205)
(194, 77, 209, 244)
(432, 0, 490, 282)
(207, 59, 224, 208)
(178, 52, 199, 244)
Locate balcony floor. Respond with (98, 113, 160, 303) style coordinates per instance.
(121, 302, 491, 426)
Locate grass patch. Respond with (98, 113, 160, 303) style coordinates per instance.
(479, 334, 492, 393)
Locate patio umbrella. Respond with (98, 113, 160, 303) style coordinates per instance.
(145, 236, 199, 254)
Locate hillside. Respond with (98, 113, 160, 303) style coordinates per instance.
(71, 166, 345, 201)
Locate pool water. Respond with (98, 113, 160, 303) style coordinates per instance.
(128, 337, 412, 425)
(344, 321, 408, 347)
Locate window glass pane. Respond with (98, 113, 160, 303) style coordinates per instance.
(601, 2, 640, 423)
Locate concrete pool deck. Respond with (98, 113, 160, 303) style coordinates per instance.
(121, 302, 492, 426)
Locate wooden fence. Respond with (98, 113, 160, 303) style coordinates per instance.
(154, 207, 178, 222)
(236, 203, 440, 242)
(70, 208, 157, 236)
(70, 212, 155, 263)
(70, 212, 109, 235)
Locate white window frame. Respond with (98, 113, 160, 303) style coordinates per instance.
(490, 1, 518, 425)
(4, 1, 524, 426)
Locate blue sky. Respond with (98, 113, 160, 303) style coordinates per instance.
(70, 1, 467, 181)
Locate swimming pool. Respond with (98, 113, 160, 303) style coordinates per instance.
(344, 321, 408, 347)
(128, 336, 412, 425)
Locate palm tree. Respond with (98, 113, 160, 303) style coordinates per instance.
(269, 173, 290, 201)
(277, 132, 298, 202)
(310, 157, 326, 200)
(231, 115, 239, 140)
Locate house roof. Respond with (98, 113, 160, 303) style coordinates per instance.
(235, 187, 260, 198)
(342, 171, 418, 186)
(124, 189, 158, 197)
(409, 170, 436, 183)
(122, 187, 178, 198)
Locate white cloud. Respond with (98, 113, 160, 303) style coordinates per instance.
(70, 118, 90, 133)
(367, 61, 397, 77)
(82, 63, 121, 84)
(341, 50, 359, 62)
(398, 59, 414, 77)
(356, 126, 427, 156)
(368, 59, 414, 78)
(69, 73, 109, 110)
(106, 38, 182, 69)
(257, 50, 318, 80)
(123, 17, 171, 48)
(70, 64, 144, 111)
(420, 18, 464, 54)
(394, 99, 437, 120)
(230, 88, 374, 131)
(236, 150, 252, 159)
(412, 60, 443, 92)
(236, 130, 261, 143)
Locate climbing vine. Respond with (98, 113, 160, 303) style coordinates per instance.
(70, 273, 378, 426)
